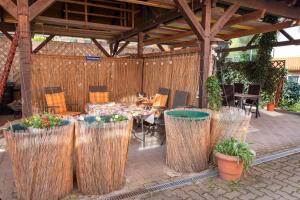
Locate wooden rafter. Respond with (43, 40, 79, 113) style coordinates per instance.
(225, 9, 266, 27)
(220, 21, 294, 40)
(111, 1, 203, 44)
(279, 30, 294, 41)
(34, 16, 131, 32)
(144, 31, 194, 46)
(219, 39, 300, 52)
(115, 0, 176, 9)
(210, 4, 240, 37)
(116, 41, 130, 55)
(91, 38, 110, 57)
(138, 32, 144, 57)
(174, 0, 205, 40)
(0, 0, 17, 19)
(157, 44, 165, 52)
(29, 0, 56, 21)
(32, 35, 55, 54)
(222, 0, 300, 20)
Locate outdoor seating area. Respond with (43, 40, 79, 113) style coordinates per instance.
(0, 0, 300, 199)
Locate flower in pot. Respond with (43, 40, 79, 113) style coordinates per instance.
(215, 137, 255, 181)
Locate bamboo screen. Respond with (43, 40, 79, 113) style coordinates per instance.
(143, 53, 200, 107)
(31, 54, 143, 112)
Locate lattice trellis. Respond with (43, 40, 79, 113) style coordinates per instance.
(271, 60, 286, 106)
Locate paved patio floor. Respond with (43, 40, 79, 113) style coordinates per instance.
(0, 110, 299, 199)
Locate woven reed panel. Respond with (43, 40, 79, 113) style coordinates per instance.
(31, 54, 143, 112)
(0, 36, 21, 84)
(143, 53, 200, 107)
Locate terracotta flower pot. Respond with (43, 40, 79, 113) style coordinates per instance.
(215, 152, 244, 181)
(267, 103, 275, 111)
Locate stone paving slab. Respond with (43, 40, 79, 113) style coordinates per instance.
(135, 153, 300, 200)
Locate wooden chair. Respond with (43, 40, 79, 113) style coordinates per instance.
(172, 90, 188, 109)
(221, 85, 235, 107)
(44, 87, 81, 116)
(89, 85, 109, 104)
(245, 84, 261, 118)
(234, 83, 244, 93)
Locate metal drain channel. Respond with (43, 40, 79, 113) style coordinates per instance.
(98, 146, 300, 200)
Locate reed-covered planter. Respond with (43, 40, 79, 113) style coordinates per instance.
(164, 109, 211, 173)
(3, 118, 74, 200)
(209, 107, 251, 156)
(75, 115, 133, 195)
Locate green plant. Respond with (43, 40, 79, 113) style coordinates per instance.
(280, 81, 300, 106)
(207, 75, 222, 111)
(22, 113, 63, 129)
(215, 138, 256, 171)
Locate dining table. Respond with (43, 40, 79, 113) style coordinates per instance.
(85, 102, 153, 147)
(234, 93, 260, 118)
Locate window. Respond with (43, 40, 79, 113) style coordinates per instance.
(288, 75, 299, 83)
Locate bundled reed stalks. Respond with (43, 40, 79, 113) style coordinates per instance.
(164, 109, 211, 173)
(209, 107, 251, 156)
(75, 118, 133, 195)
(3, 120, 74, 200)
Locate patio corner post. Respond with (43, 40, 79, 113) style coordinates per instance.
(199, 0, 212, 108)
(17, 0, 33, 117)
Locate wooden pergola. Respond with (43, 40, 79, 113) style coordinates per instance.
(0, 0, 300, 116)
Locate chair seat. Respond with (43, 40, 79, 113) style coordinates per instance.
(58, 111, 81, 116)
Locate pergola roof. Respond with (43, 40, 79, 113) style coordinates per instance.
(0, 0, 300, 47)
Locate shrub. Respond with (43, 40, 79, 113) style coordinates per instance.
(280, 81, 300, 107)
(207, 75, 222, 111)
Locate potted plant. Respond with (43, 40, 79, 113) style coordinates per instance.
(215, 137, 255, 181)
(4, 113, 74, 200)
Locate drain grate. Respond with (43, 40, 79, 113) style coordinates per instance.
(97, 146, 300, 200)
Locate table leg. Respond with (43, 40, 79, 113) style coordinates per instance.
(240, 97, 243, 109)
(142, 118, 145, 147)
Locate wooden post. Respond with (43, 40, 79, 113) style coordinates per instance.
(17, 0, 32, 116)
(199, 0, 211, 108)
(138, 32, 144, 57)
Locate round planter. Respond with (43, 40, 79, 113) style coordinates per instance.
(210, 107, 251, 157)
(3, 120, 74, 200)
(267, 103, 275, 111)
(164, 109, 210, 173)
(215, 152, 244, 181)
(75, 116, 133, 195)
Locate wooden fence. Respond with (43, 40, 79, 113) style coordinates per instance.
(143, 53, 200, 107)
(31, 54, 143, 112)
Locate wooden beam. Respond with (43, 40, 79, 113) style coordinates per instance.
(0, 0, 17, 19)
(138, 32, 144, 57)
(279, 30, 294, 41)
(112, 42, 120, 56)
(32, 34, 54, 54)
(116, 41, 130, 55)
(174, 0, 205, 41)
(29, 0, 56, 21)
(144, 31, 194, 46)
(157, 44, 165, 52)
(91, 38, 110, 57)
(111, 0, 203, 44)
(225, 9, 266, 27)
(222, 0, 300, 19)
(246, 34, 259, 47)
(114, 0, 176, 9)
(211, 4, 240, 37)
(17, 0, 32, 116)
(34, 16, 132, 32)
(199, 0, 212, 108)
(1, 30, 13, 41)
(220, 21, 294, 40)
(219, 39, 300, 52)
(143, 47, 200, 57)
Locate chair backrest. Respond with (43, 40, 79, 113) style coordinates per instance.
(248, 84, 260, 95)
(89, 85, 109, 103)
(234, 83, 244, 94)
(222, 85, 235, 106)
(44, 87, 67, 113)
(152, 94, 168, 107)
(158, 88, 170, 96)
(89, 85, 108, 92)
(172, 90, 188, 108)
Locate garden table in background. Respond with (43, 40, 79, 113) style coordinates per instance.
(234, 93, 260, 118)
(85, 102, 152, 147)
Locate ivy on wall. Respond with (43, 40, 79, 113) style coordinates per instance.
(217, 15, 286, 104)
